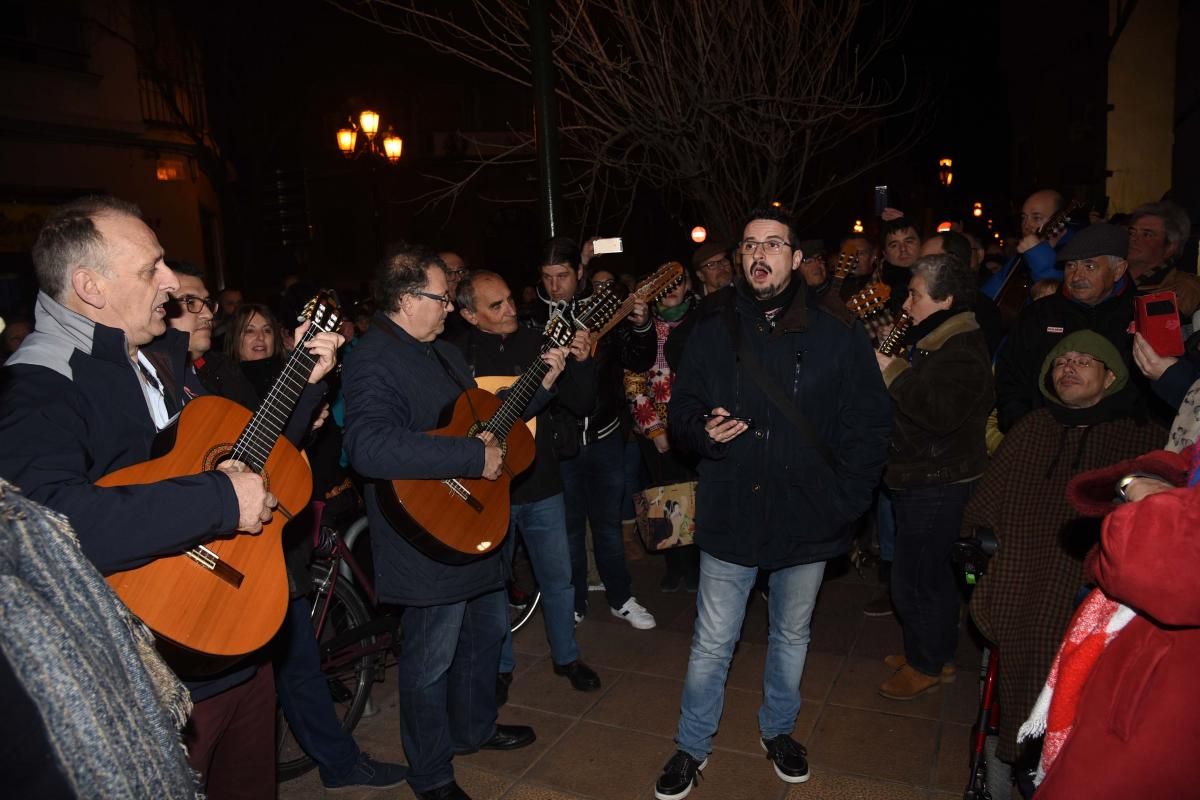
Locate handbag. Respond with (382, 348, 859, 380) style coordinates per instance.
(633, 480, 697, 551)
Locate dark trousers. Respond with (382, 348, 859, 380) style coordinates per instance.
(397, 588, 507, 792)
(561, 431, 632, 613)
(274, 596, 361, 784)
(890, 482, 973, 676)
(184, 663, 276, 800)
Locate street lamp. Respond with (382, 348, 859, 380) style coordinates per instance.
(938, 157, 953, 187)
(336, 108, 403, 163)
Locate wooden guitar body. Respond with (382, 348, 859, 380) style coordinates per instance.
(100, 395, 308, 660)
(382, 388, 535, 564)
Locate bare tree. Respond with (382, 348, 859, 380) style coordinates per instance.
(328, 0, 923, 239)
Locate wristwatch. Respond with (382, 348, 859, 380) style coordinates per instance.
(1115, 471, 1168, 504)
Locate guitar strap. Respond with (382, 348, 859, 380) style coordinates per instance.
(721, 305, 838, 473)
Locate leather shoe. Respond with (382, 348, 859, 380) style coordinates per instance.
(414, 781, 471, 800)
(479, 723, 536, 751)
(879, 664, 941, 700)
(553, 660, 601, 691)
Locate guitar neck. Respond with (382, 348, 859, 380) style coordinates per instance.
(482, 354, 551, 440)
(229, 326, 321, 471)
(588, 295, 639, 339)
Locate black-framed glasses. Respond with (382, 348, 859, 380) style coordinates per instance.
(699, 257, 730, 271)
(173, 295, 217, 313)
(413, 290, 453, 306)
(738, 239, 791, 256)
(445, 268, 469, 279)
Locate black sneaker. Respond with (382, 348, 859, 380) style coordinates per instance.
(655, 750, 707, 800)
(761, 735, 810, 783)
(322, 753, 408, 792)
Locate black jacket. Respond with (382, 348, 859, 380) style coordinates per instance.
(995, 282, 1142, 432)
(452, 325, 596, 504)
(522, 282, 656, 443)
(667, 283, 892, 569)
(879, 311, 994, 489)
(0, 293, 240, 574)
(343, 314, 552, 606)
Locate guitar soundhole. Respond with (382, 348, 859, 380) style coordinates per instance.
(203, 444, 271, 492)
(466, 421, 508, 458)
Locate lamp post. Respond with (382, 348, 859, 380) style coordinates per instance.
(336, 109, 403, 163)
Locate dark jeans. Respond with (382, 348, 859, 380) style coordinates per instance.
(396, 589, 507, 792)
(890, 481, 974, 676)
(274, 596, 361, 784)
(560, 431, 632, 613)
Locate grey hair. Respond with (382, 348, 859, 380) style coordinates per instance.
(455, 269, 505, 312)
(1130, 200, 1191, 251)
(911, 253, 976, 308)
(32, 195, 142, 301)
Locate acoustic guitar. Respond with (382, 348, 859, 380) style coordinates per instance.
(846, 281, 895, 339)
(382, 261, 685, 564)
(101, 295, 340, 661)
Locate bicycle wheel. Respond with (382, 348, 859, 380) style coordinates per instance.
(276, 563, 381, 782)
(508, 538, 542, 635)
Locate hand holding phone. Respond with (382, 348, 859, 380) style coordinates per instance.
(703, 407, 753, 445)
(702, 413, 755, 428)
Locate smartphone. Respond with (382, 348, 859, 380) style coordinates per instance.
(592, 237, 623, 255)
(1134, 291, 1184, 356)
(873, 185, 889, 217)
(702, 413, 755, 429)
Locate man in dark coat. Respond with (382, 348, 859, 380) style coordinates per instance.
(342, 244, 568, 800)
(653, 207, 891, 799)
(0, 196, 286, 799)
(994, 224, 1146, 432)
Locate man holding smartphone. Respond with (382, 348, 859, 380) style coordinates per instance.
(656, 207, 891, 798)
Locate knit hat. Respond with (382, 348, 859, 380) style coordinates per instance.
(1038, 330, 1129, 405)
(1056, 224, 1128, 262)
(691, 241, 731, 270)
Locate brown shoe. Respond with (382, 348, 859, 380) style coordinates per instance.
(879, 664, 941, 700)
(882, 655, 956, 683)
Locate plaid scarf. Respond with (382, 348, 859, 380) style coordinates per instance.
(1018, 588, 1135, 785)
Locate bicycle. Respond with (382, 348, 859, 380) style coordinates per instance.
(276, 513, 543, 781)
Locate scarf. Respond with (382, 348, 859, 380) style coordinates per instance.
(1018, 587, 1135, 785)
(0, 480, 199, 798)
(655, 294, 693, 321)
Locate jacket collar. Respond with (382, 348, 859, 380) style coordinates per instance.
(733, 277, 809, 334)
(914, 311, 978, 351)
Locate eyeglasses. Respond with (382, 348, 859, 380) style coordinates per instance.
(173, 295, 217, 313)
(593, 279, 616, 289)
(1052, 355, 1105, 371)
(699, 257, 730, 271)
(413, 290, 453, 306)
(738, 239, 791, 256)
(445, 268, 469, 279)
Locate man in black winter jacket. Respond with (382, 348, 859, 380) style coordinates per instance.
(343, 244, 569, 800)
(994, 224, 1149, 432)
(653, 207, 891, 800)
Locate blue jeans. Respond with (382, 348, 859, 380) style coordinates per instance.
(676, 552, 825, 759)
(891, 482, 973, 676)
(499, 493, 581, 671)
(274, 596, 362, 785)
(396, 589, 507, 792)
(560, 432, 632, 613)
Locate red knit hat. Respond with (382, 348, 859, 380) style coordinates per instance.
(1066, 446, 1191, 517)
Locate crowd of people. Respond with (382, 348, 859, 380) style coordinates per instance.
(0, 189, 1197, 800)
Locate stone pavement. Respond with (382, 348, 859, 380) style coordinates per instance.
(279, 557, 983, 800)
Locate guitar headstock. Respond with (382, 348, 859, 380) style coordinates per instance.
(845, 282, 891, 320)
(544, 311, 585, 348)
(635, 261, 686, 303)
(1039, 199, 1086, 241)
(830, 252, 854, 282)
(301, 290, 342, 334)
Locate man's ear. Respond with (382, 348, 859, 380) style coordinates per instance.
(460, 306, 477, 325)
(1103, 369, 1117, 390)
(791, 248, 803, 272)
(1112, 258, 1129, 282)
(70, 268, 105, 310)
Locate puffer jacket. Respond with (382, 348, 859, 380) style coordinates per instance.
(668, 282, 891, 569)
(879, 311, 993, 489)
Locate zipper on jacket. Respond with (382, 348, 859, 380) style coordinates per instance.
(792, 350, 805, 399)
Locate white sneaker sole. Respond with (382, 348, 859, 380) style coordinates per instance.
(654, 758, 708, 800)
(760, 740, 811, 783)
(611, 610, 656, 630)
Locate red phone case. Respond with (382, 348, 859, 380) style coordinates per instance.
(1135, 290, 1184, 357)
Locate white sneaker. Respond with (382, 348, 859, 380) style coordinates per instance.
(574, 611, 585, 626)
(611, 597, 656, 630)
(588, 581, 607, 592)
